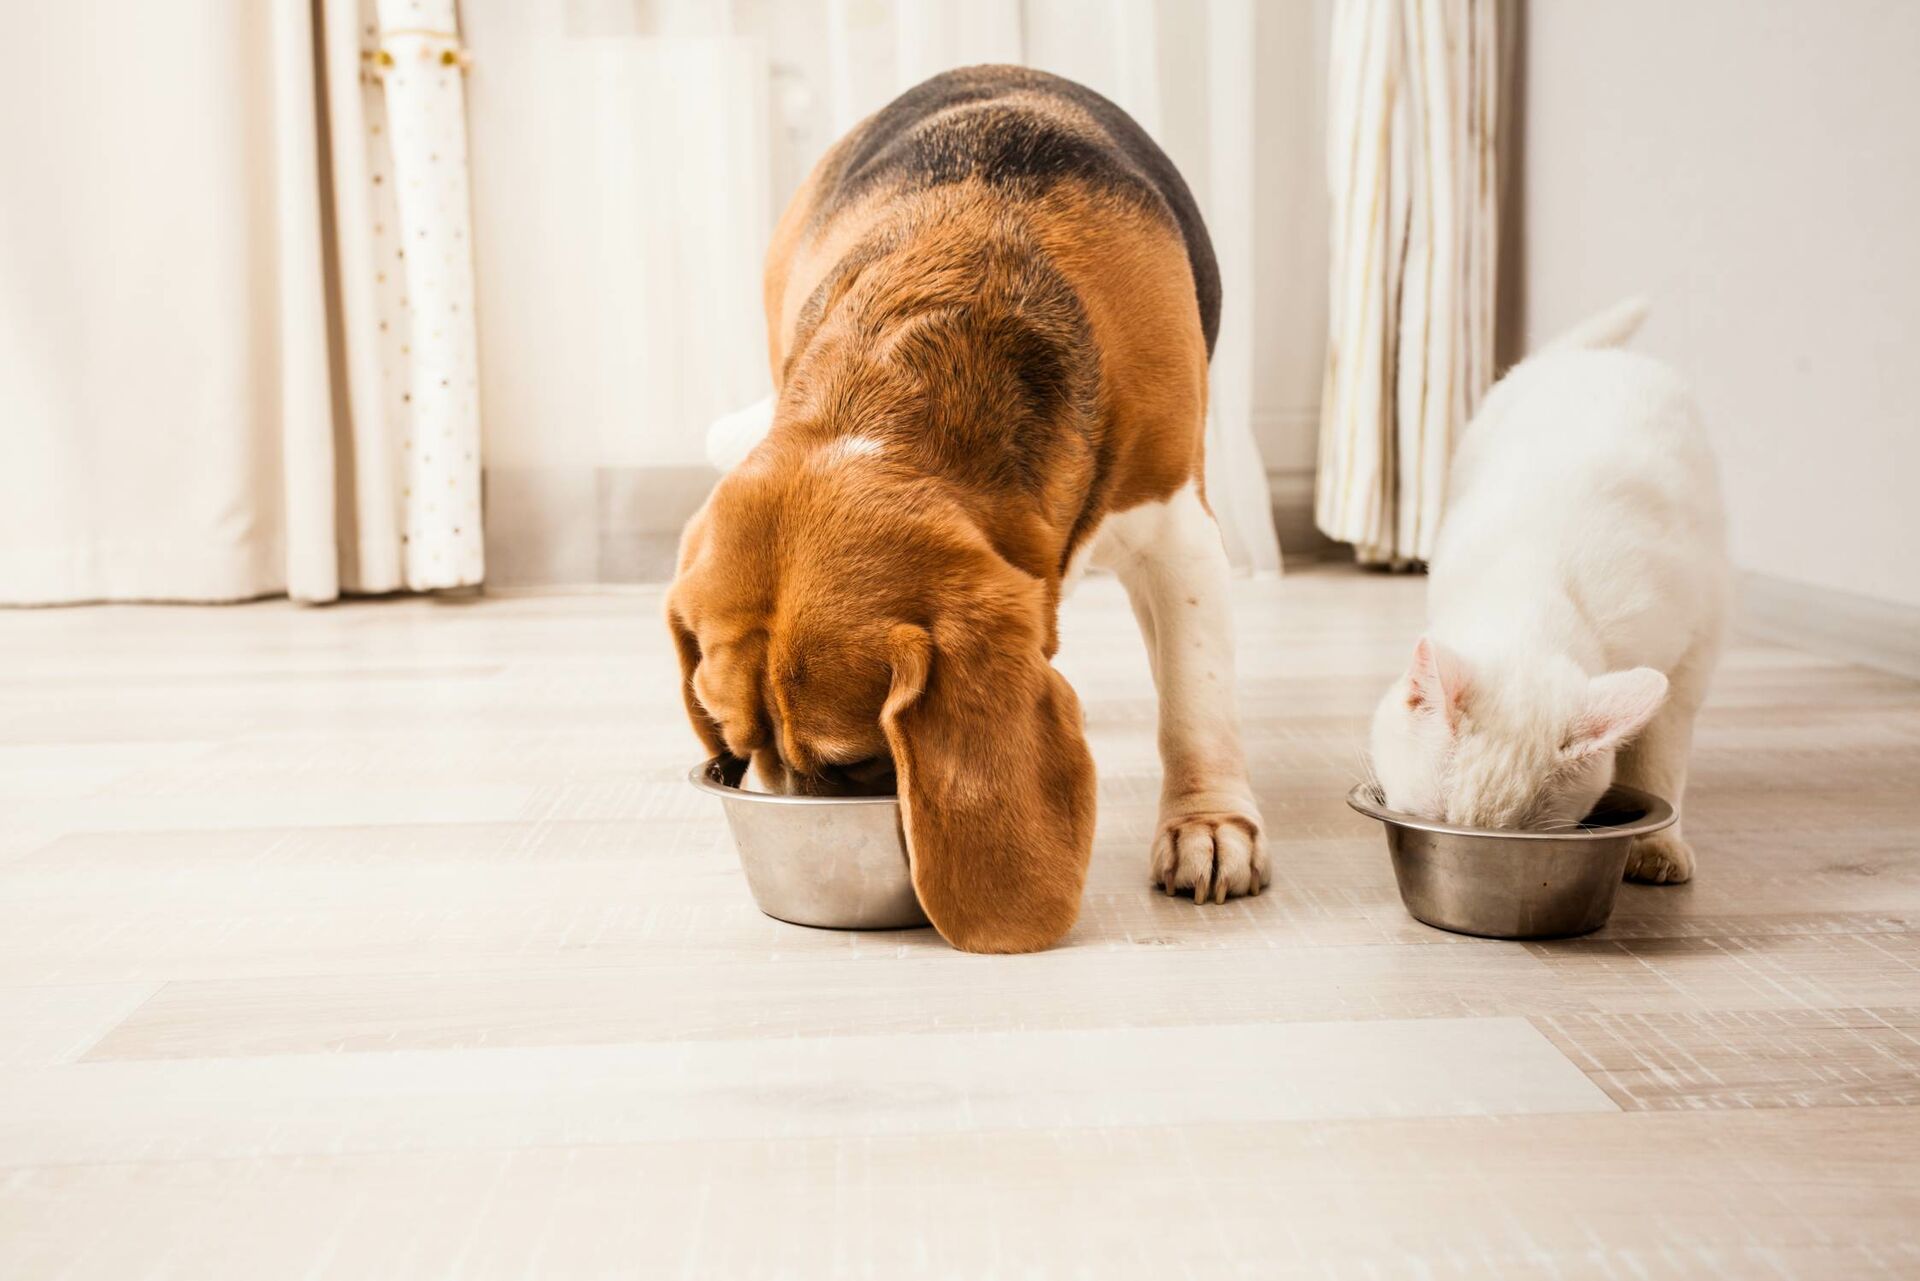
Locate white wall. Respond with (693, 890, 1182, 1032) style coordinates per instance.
(1514, 0, 1920, 610)
(1248, 0, 1330, 526)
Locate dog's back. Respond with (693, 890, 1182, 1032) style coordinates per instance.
(760, 65, 1220, 566)
(814, 65, 1219, 355)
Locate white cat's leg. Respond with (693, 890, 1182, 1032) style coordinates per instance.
(705, 395, 775, 473)
(1092, 482, 1269, 903)
(1616, 671, 1705, 885)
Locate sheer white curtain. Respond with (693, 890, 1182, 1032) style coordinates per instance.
(1316, 0, 1501, 567)
(0, 0, 482, 604)
(459, 0, 777, 583)
(460, 0, 1281, 581)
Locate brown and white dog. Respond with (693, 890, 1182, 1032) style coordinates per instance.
(668, 66, 1268, 953)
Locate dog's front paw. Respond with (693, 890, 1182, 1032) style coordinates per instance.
(1625, 831, 1694, 885)
(1151, 807, 1270, 904)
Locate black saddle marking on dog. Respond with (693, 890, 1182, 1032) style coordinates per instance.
(819, 65, 1220, 357)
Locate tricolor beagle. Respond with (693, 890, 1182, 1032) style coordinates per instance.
(668, 65, 1269, 953)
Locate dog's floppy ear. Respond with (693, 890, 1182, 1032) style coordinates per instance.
(666, 593, 729, 759)
(666, 505, 731, 760)
(879, 602, 1096, 954)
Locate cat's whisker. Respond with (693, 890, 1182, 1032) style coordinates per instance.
(1352, 746, 1383, 802)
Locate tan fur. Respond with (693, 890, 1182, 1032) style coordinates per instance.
(669, 94, 1210, 954)
(1027, 184, 1210, 509)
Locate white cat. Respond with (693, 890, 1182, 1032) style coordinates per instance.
(1368, 300, 1729, 884)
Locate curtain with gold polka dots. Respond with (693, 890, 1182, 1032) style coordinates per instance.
(322, 0, 485, 596)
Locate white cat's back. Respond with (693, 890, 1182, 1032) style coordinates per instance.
(1447, 348, 1720, 539)
(1430, 345, 1728, 671)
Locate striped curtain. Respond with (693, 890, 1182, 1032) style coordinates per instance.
(1317, 0, 1500, 568)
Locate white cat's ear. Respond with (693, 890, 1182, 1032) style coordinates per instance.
(1565, 668, 1669, 758)
(1406, 637, 1468, 726)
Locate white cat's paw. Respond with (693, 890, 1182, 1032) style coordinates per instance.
(1626, 831, 1695, 885)
(1151, 808, 1270, 904)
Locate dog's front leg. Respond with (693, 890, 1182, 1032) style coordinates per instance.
(1093, 482, 1269, 903)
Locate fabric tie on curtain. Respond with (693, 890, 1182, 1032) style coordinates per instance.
(1316, 0, 1500, 568)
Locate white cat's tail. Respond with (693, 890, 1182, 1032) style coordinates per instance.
(1539, 297, 1650, 354)
(705, 394, 775, 473)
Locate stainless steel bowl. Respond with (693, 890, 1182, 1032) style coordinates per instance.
(1346, 783, 1676, 940)
(690, 756, 930, 931)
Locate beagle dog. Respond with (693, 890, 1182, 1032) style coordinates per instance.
(668, 66, 1269, 953)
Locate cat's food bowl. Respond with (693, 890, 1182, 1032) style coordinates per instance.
(1345, 783, 1676, 939)
(690, 755, 930, 931)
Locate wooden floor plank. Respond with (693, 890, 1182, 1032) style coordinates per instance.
(0, 571, 1915, 1277)
(2, 1110, 1914, 1279)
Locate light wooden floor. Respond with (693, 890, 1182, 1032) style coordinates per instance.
(2, 569, 1917, 1279)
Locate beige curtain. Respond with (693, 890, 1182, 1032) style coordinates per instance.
(1317, 0, 1500, 567)
(0, 0, 482, 605)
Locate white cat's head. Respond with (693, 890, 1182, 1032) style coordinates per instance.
(1368, 638, 1668, 830)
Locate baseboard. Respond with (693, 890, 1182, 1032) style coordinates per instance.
(485, 464, 1340, 586)
(484, 465, 716, 587)
(1268, 468, 1340, 562)
(483, 472, 1919, 683)
(1739, 571, 1920, 680)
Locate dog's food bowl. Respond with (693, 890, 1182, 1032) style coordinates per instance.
(690, 755, 930, 930)
(1345, 783, 1676, 940)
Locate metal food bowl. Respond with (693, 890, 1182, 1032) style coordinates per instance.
(1346, 783, 1676, 940)
(690, 756, 930, 931)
